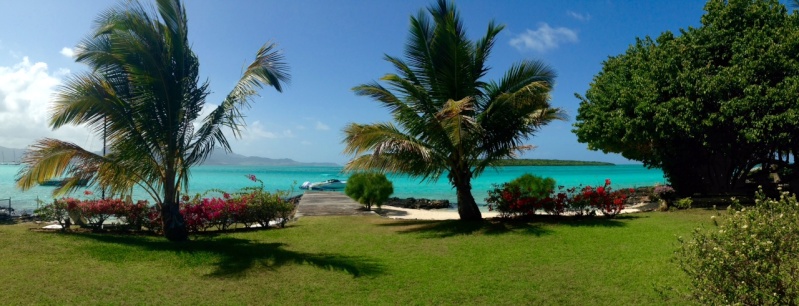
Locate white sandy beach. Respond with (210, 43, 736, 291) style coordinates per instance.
(378, 201, 660, 221)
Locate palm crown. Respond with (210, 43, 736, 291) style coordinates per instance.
(343, 0, 565, 220)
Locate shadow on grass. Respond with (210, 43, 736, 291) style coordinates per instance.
(381, 214, 637, 238)
(68, 232, 385, 278)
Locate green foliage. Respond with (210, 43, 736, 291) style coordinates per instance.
(673, 198, 693, 210)
(574, 0, 799, 195)
(677, 189, 799, 305)
(509, 174, 556, 200)
(344, 172, 394, 210)
(342, 0, 565, 220)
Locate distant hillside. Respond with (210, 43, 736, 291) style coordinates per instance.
(202, 150, 339, 167)
(0, 146, 24, 164)
(0, 145, 338, 167)
(492, 159, 614, 166)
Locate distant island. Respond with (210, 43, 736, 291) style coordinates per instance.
(491, 159, 614, 166)
(0, 145, 339, 167)
(201, 150, 339, 167)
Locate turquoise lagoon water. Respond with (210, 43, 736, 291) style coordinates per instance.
(0, 164, 666, 213)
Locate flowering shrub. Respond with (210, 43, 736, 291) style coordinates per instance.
(38, 174, 296, 234)
(112, 199, 149, 230)
(487, 178, 633, 219)
(677, 188, 799, 305)
(34, 198, 78, 229)
(242, 175, 294, 228)
(144, 206, 163, 233)
(485, 174, 556, 218)
(652, 185, 676, 201)
(76, 199, 119, 229)
(174, 174, 295, 232)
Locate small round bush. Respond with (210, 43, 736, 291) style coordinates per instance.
(677, 188, 799, 305)
(344, 172, 394, 210)
(508, 174, 556, 199)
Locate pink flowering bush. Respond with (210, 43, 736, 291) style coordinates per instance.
(76, 199, 120, 229)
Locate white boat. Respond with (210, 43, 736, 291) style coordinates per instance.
(300, 179, 346, 190)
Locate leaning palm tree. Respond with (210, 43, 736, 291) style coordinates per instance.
(16, 0, 289, 241)
(343, 0, 565, 221)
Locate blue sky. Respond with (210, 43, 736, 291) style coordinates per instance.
(0, 0, 714, 164)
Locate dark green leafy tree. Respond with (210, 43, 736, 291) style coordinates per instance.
(574, 0, 799, 195)
(16, 0, 289, 241)
(343, 0, 565, 220)
(344, 172, 394, 210)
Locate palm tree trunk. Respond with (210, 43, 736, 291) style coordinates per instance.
(162, 169, 188, 241)
(162, 201, 188, 241)
(453, 170, 482, 221)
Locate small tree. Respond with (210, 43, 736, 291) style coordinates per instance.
(344, 172, 394, 210)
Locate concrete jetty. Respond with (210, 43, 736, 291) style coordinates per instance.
(295, 191, 376, 217)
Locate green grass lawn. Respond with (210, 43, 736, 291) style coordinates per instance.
(0, 210, 714, 305)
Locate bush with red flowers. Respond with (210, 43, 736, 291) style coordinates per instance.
(487, 177, 634, 219)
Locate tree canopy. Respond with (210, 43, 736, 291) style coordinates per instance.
(343, 0, 565, 220)
(574, 0, 799, 195)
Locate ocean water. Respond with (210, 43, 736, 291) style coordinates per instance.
(0, 164, 666, 213)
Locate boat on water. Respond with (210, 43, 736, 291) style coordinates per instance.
(300, 179, 346, 191)
(38, 179, 89, 187)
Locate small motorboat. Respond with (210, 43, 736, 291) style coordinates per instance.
(300, 179, 346, 191)
(39, 178, 89, 187)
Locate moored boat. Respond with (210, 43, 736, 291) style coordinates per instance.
(300, 179, 346, 190)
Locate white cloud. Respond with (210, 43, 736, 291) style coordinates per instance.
(510, 23, 579, 53)
(301, 140, 312, 145)
(315, 121, 330, 131)
(242, 121, 278, 139)
(0, 57, 99, 150)
(234, 121, 295, 141)
(60, 47, 75, 59)
(567, 11, 591, 22)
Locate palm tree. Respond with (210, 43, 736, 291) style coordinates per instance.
(16, 0, 289, 241)
(343, 0, 565, 221)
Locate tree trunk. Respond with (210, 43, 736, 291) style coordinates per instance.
(162, 201, 188, 241)
(453, 173, 482, 221)
(162, 164, 188, 241)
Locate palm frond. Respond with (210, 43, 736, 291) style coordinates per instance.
(16, 139, 99, 195)
(342, 122, 447, 179)
(190, 42, 289, 166)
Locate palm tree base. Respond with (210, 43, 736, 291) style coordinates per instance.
(162, 203, 188, 241)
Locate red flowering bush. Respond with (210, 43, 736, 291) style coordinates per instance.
(486, 174, 555, 218)
(487, 178, 634, 219)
